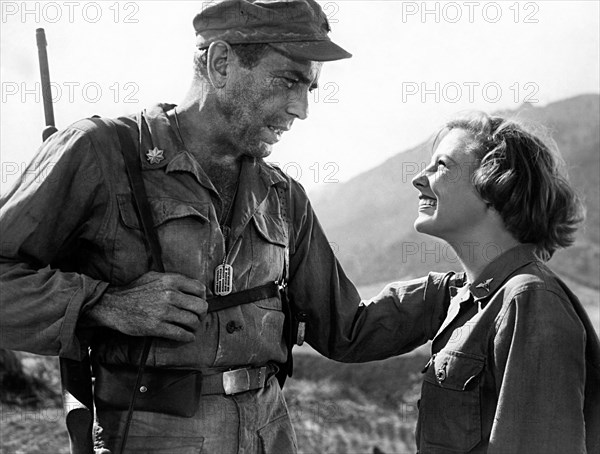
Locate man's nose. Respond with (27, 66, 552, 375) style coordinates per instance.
(286, 89, 309, 120)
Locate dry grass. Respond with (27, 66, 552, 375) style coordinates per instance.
(285, 378, 418, 454)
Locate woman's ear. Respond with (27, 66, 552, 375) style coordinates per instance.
(206, 41, 232, 89)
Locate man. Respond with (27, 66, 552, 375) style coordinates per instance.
(0, 1, 455, 452)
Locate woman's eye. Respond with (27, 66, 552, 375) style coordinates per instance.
(437, 159, 447, 168)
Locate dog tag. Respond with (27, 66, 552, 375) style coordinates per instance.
(214, 264, 233, 296)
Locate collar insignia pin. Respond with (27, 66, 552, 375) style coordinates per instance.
(476, 278, 494, 293)
(146, 147, 164, 165)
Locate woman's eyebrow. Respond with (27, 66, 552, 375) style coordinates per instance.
(431, 153, 458, 165)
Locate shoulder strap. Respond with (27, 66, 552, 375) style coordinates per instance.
(275, 180, 296, 387)
(276, 186, 291, 283)
(111, 118, 157, 454)
(113, 120, 164, 273)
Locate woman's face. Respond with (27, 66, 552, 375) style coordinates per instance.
(411, 128, 490, 243)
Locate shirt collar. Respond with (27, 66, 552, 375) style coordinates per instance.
(468, 243, 540, 302)
(137, 103, 288, 190)
(138, 103, 180, 171)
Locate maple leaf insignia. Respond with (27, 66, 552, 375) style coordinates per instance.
(146, 147, 164, 165)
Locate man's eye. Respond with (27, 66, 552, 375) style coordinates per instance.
(437, 159, 447, 167)
(281, 77, 298, 89)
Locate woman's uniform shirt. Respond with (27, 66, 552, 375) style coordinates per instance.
(415, 244, 600, 454)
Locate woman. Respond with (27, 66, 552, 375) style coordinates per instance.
(410, 113, 599, 453)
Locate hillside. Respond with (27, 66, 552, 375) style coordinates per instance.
(312, 94, 600, 288)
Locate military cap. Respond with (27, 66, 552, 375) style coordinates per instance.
(193, 0, 352, 61)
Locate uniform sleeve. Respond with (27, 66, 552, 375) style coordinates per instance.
(0, 126, 110, 360)
(287, 183, 455, 362)
(489, 288, 587, 453)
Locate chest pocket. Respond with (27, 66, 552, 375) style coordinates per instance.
(117, 195, 209, 229)
(116, 194, 209, 279)
(249, 210, 288, 287)
(252, 211, 287, 247)
(420, 350, 485, 452)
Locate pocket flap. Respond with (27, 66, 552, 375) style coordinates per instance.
(252, 212, 287, 247)
(117, 194, 209, 229)
(426, 351, 485, 391)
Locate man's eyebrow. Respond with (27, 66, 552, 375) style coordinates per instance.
(274, 69, 318, 89)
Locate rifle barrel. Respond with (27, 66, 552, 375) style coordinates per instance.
(36, 28, 57, 141)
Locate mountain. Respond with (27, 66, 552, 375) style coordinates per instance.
(312, 94, 600, 288)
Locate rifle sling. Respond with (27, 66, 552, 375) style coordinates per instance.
(115, 121, 165, 272)
(114, 119, 159, 454)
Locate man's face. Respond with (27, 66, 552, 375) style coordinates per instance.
(216, 48, 322, 158)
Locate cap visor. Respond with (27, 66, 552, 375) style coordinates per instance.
(270, 41, 352, 62)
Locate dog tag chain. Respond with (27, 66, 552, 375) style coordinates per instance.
(214, 184, 238, 296)
(214, 220, 235, 295)
(170, 106, 236, 297)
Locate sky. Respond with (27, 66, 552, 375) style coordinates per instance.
(1, 0, 599, 195)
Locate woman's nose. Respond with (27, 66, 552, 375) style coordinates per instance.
(412, 169, 429, 189)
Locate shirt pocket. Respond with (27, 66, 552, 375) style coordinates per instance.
(420, 350, 485, 452)
(214, 295, 286, 366)
(249, 211, 288, 283)
(114, 194, 210, 282)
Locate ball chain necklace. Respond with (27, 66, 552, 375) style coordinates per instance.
(171, 107, 237, 296)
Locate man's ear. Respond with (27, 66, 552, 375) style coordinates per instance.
(206, 41, 233, 89)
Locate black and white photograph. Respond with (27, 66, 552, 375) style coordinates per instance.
(1, 1, 599, 453)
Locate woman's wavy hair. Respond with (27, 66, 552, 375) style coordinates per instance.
(439, 112, 585, 260)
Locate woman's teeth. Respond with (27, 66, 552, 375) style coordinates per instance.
(419, 199, 437, 207)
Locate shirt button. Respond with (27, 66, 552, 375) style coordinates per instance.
(226, 321, 242, 333)
(139, 386, 148, 393)
(436, 366, 447, 383)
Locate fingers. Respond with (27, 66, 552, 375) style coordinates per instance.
(171, 294, 209, 319)
(131, 272, 205, 298)
(165, 274, 205, 298)
(108, 272, 208, 341)
(149, 296, 205, 341)
(165, 306, 202, 331)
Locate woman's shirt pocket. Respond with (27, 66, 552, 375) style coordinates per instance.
(419, 350, 486, 452)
